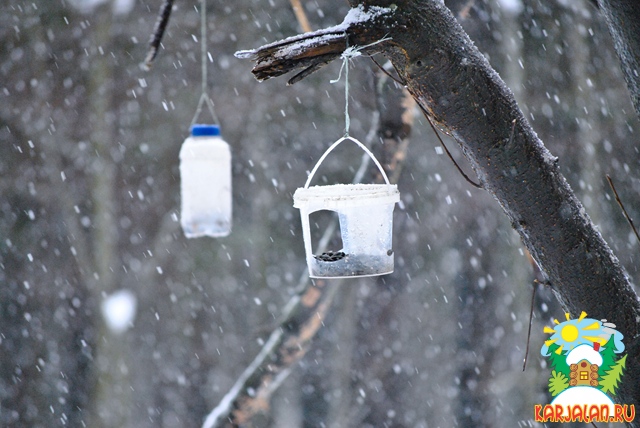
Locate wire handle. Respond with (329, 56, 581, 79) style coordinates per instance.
(190, 92, 219, 126)
(189, 0, 220, 127)
(304, 135, 391, 188)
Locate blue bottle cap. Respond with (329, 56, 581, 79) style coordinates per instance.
(191, 124, 221, 137)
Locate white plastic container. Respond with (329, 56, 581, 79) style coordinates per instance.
(293, 136, 399, 278)
(179, 124, 232, 238)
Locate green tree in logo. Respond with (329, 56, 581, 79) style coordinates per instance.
(547, 343, 570, 376)
(549, 370, 569, 397)
(546, 343, 570, 395)
(599, 354, 627, 396)
(597, 334, 627, 396)
(599, 334, 618, 375)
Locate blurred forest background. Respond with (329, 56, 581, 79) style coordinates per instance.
(1, 0, 639, 427)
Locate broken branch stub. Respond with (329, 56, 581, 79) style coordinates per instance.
(234, 5, 396, 84)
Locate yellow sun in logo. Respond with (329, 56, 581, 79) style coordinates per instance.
(542, 311, 607, 355)
(560, 323, 579, 342)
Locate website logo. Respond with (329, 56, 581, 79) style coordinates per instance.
(534, 311, 635, 423)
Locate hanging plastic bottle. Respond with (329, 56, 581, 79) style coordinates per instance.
(180, 124, 232, 238)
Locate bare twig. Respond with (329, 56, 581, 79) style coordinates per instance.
(370, 56, 405, 86)
(509, 118, 517, 144)
(373, 66, 415, 184)
(523, 280, 538, 371)
(418, 103, 482, 189)
(458, 0, 476, 20)
(606, 174, 640, 247)
(143, 0, 174, 69)
(289, 0, 312, 33)
(522, 249, 549, 371)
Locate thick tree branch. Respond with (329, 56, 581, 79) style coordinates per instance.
(597, 0, 640, 117)
(237, 0, 640, 419)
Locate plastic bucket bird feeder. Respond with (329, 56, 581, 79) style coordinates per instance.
(293, 136, 400, 278)
(180, 124, 232, 238)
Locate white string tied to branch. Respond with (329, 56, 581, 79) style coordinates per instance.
(330, 36, 392, 136)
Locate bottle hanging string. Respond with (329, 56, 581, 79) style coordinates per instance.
(191, 0, 219, 126)
(330, 36, 392, 136)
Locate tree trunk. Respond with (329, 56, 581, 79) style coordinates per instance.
(84, 7, 132, 427)
(238, 0, 640, 418)
(597, 0, 640, 117)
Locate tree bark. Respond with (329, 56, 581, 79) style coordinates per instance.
(238, 0, 640, 419)
(597, 0, 640, 117)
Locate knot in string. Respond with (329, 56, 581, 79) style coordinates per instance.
(330, 36, 392, 136)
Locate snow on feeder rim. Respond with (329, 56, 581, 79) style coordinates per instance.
(180, 124, 232, 238)
(293, 135, 400, 279)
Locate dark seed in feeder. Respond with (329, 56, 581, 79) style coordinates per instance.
(387, 249, 393, 256)
(314, 251, 347, 262)
(310, 254, 394, 277)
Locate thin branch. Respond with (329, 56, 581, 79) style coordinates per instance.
(457, 0, 476, 20)
(373, 66, 414, 184)
(523, 280, 538, 371)
(370, 56, 406, 86)
(523, 249, 549, 371)
(418, 103, 482, 189)
(289, 0, 312, 33)
(606, 174, 640, 247)
(509, 118, 517, 145)
(143, 0, 174, 69)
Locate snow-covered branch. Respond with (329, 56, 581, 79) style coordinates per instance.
(234, 4, 395, 84)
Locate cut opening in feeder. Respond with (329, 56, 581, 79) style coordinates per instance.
(309, 209, 345, 262)
(293, 136, 400, 279)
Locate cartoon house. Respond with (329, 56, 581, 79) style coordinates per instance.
(566, 343, 602, 387)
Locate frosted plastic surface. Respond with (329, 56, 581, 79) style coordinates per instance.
(295, 184, 398, 278)
(180, 135, 232, 238)
(293, 183, 399, 211)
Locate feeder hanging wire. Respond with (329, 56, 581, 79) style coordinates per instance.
(191, 0, 220, 126)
